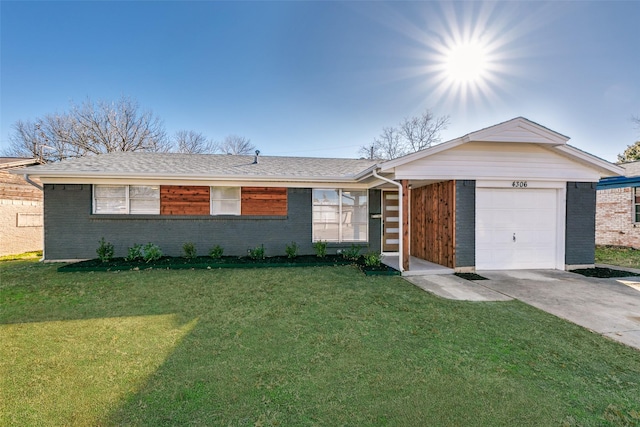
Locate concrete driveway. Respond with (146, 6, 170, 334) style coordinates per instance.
(405, 270, 640, 350)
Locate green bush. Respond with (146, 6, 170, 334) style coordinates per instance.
(96, 237, 114, 263)
(182, 242, 197, 259)
(285, 241, 299, 259)
(248, 244, 265, 260)
(313, 240, 327, 258)
(209, 245, 224, 259)
(126, 244, 144, 261)
(363, 251, 381, 267)
(143, 243, 162, 263)
(342, 244, 362, 261)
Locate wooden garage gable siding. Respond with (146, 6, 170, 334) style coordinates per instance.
(161, 185, 210, 215)
(411, 180, 456, 268)
(241, 187, 287, 216)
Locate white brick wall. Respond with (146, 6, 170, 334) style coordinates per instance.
(595, 187, 640, 249)
(0, 199, 43, 256)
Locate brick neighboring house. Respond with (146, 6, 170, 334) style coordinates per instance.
(0, 158, 43, 256)
(596, 160, 640, 249)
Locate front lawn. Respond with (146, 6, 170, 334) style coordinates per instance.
(596, 246, 640, 270)
(1, 261, 639, 426)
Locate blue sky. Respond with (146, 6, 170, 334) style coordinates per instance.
(1, 1, 639, 161)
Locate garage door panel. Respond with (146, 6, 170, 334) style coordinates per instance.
(476, 188, 558, 270)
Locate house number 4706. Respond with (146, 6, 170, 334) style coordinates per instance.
(512, 181, 527, 188)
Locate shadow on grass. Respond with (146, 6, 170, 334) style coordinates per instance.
(2, 261, 640, 426)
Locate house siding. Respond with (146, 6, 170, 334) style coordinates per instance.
(455, 180, 475, 268)
(565, 182, 596, 265)
(44, 185, 380, 260)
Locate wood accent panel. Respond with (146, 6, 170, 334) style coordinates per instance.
(161, 185, 210, 215)
(411, 180, 456, 268)
(241, 187, 287, 216)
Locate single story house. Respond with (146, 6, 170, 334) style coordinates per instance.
(16, 117, 623, 273)
(596, 160, 640, 249)
(0, 158, 43, 257)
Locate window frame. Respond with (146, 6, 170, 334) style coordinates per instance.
(93, 184, 160, 215)
(210, 186, 241, 216)
(312, 188, 368, 243)
(634, 187, 640, 223)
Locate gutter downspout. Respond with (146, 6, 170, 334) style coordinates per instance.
(23, 173, 45, 262)
(372, 169, 404, 273)
(23, 174, 43, 191)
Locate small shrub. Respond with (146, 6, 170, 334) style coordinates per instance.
(143, 243, 162, 263)
(342, 244, 362, 261)
(182, 242, 197, 259)
(363, 251, 381, 267)
(209, 245, 224, 259)
(126, 244, 144, 261)
(285, 241, 299, 259)
(96, 237, 114, 263)
(313, 240, 327, 258)
(248, 244, 265, 260)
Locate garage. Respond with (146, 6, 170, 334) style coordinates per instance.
(476, 187, 560, 270)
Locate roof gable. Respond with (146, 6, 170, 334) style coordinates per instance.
(379, 117, 621, 177)
(464, 117, 569, 145)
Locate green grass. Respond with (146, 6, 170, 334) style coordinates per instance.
(596, 246, 640, 269)
(0, 251, 42, 262)
(1, 261, 639, 426)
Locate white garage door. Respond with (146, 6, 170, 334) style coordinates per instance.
(476, 188, 558, 270)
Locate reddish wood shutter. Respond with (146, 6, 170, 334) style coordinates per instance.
(160, 186, 210, 215)
(241, 187, 287, 216)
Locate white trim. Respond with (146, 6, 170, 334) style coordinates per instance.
(311, 188, 369, 243)
(554, 145, 624, 176)
(476, 180, 566, 189)
(210, 186, 241, 216)
(556, 186, 567, 270)
(38, 176, 371, 189)
(373, 171, 403, 272)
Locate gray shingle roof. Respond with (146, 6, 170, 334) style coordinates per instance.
(20, 152, 378, 181)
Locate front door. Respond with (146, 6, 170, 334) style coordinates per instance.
(382, 191, 400, 252)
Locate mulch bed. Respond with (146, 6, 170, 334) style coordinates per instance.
(454, 272, 489, 281)
(57, 255, 400, 275)
(570, 267, 640, 278)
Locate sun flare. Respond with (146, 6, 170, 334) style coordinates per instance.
(445, 41, 488, 84)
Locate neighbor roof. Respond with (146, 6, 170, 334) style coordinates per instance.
(18, 152, 378, 182)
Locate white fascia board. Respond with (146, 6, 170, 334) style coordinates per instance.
(377, 137, 468, 172)
(553, 145, 624, 177)
(37, 175, 372, 189)
(393, 173, 603, 182)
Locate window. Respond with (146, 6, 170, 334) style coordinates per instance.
(211, 187, 241, 215)
(93, 185, 159, 214)
(312, 189, 368, 242)
(635, 187, 640, 223)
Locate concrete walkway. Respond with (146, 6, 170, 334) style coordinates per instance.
(404, 269, 640, 350)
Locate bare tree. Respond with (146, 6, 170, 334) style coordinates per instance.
(399, 111, 450, 152)
(173, 130, 216, 154)
(217, 134, 255, 155)
(5, 96, 170, 162)
(359, 127, 405, 160)
(359, 109, 450, 160)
